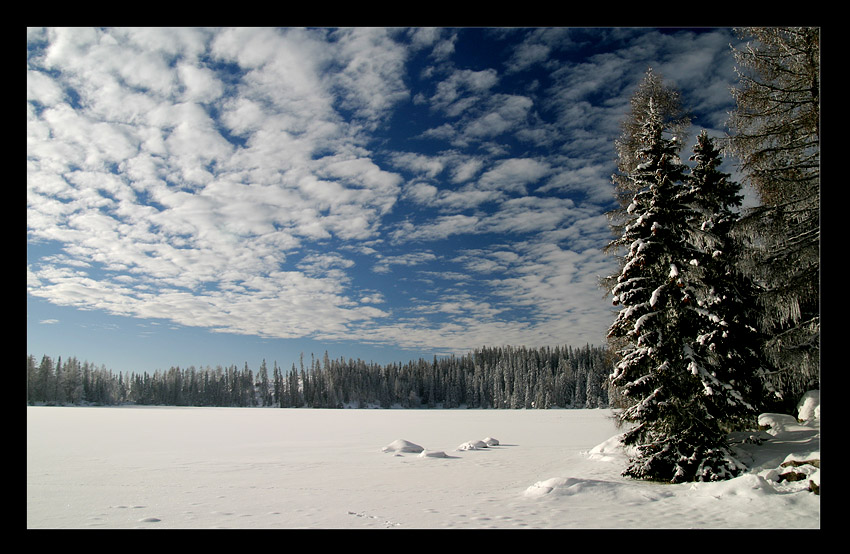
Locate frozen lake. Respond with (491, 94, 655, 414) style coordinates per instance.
(27, 405, 819, 529)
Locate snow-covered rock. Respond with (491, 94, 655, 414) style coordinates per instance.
(797, 390, 820, 422)
(381, 439, 424, 453)
(418, 449, 449, 458)
(457, 439, 488, 451)
(482, 437, 499, 446)
(757, 413, 799, 436)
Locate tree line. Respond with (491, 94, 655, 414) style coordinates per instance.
(27, 344, 613, 410)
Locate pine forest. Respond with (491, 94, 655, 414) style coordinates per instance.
(26, 345, 612, 410)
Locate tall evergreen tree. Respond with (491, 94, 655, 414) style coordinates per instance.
(606, 99, 747, 483)
(681, 131, 768, 429)
(258, 359, 271, 407)
(53, 356, 66, 404)
(727, 27, 820, 409)
(611, 69, 691, 214)
(36, 355, 54, 404)
(27, 354, 38, 404)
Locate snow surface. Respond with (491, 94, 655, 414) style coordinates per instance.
(27, 401, 820, 529)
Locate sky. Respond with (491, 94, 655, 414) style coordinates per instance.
(27, 27, 753, 375)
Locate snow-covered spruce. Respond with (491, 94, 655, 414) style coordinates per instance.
(530, 391, 820, 501)
(606, 94, 764, 484)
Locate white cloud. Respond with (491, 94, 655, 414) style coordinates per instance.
(407, 27, 442, 50)
(389, 152, 446, 178)
(429, 33, 458, 62)
(297, 252, 356, 275)
(27, 69, 65, 106)
(449, 157, 484, 184)
(28, 27, 409, 341)
(372, 251, 438, 274)
(328, 28, 411, 128)
(28, 28, 742, 357)
(390, 214, 480, 243)
(429, 68, 499, 116)
(177, 63, 224, 104)
(478, 158, 551, 194)
(539, 162, 616, 204)
(429, 92, 536, 147)
(359, 291, 387, 304)
(402, 180, 502, 212)
(506, 42, 551, 73)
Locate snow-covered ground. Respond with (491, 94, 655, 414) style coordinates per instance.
(27, 397, 819, 529)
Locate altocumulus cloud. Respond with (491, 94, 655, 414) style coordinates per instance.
(27, 27, 744, 355)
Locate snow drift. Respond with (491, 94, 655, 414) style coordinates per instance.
(27, 396, 819, 529)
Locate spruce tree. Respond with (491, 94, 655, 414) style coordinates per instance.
(27, 354, 38, 405)
(681, 131, 767, 430)
(606, 102, 747, 483)
(36, 355, 54, 404)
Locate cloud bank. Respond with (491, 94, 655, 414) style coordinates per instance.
(28, 27, 743, 355)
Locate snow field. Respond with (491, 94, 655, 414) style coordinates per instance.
(27, 404, 819, 529)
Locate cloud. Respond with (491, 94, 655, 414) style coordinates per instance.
(463, 94, 534, 139)
(505, 42, 552, 73)
(539, 161, 616, 204)
(478, 157, 550, 194)
(428, 68, 500, 116)
(28, 28, 407, 337)
(388, 151, 447, 179)
(389, 214, 480, 243)
(326, 28, 411, 128)
(372, 251, 438, 274)
(28, 28, 743, 357)
(425, 92, 536, 148)
(502, 27, 576, 73)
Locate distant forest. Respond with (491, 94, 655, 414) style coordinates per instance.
(26, 344, 614, 410)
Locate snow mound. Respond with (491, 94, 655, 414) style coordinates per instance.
(797, 390, 820, 422)
(418, 449, 449, 458)
(757, 413, 799, 436)
(587, 433, 631, 462)
(524, 473, 686, 505)
(758, 389, 820, 434)
(524, 477, 573, 497)
(691, 473, 779, 498)
(457, 440, 488, 451)
(482, 437, 499, 446)
(381, 439, 424, 453)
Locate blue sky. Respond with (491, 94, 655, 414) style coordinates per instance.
(27, 27, 753, 375)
